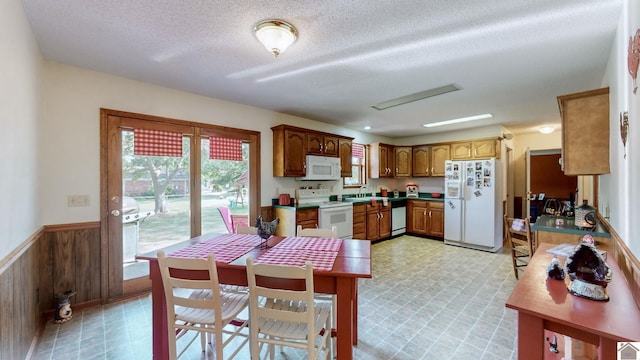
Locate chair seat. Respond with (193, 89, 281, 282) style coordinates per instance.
(258, 299, 332, 340)
(175, 290, 249, 325)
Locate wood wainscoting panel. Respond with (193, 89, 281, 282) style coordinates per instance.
(607, 224, 640, 309)
(0, 229, 42, 360)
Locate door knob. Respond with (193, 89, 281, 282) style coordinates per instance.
(111, 210, 120, 217)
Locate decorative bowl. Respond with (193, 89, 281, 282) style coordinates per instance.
(431, 193, 442, 198)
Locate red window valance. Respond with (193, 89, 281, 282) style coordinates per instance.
(209, 137, 243, 161)
(133, 128, 183, 157)
(352, 143, 365, 158)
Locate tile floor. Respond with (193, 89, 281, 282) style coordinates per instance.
(33, 235, 520, 359)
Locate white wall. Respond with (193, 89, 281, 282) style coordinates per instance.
(0, 0, 43, 260)
(39, 62, 392, 225)
(599, 0, 640, 255)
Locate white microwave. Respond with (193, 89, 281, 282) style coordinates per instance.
(297, 155, 341, 181)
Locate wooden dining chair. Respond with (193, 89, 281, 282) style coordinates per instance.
(504, 215, 535, 280)
(295, 224, 338, 352)
(236, 225, 257, 234)
(296, 225, 337, 238)
(157, 251, 249, 359)
(245, 257, 332, 360)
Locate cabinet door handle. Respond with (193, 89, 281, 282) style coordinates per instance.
(475, 148, 478, 156)
(468, 149, 471, 156)
(396, 168, 399, 173)
(424, 211, 426, 216)
(380, 213, 384, 219)
(431, 167, 434, 174)
(320, 143, 324, 151)
(429, 211, 432, 217)
(303, 162, 306, 169)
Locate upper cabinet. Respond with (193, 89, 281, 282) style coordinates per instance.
(369, 143, 395, 178)
(339, 139, 353, 178)
(394, 147, 412, 177)
(272, 125, 353, 177)
(451, 139, 499, 160)
(307, 133, 339, 157)
(412, 146, 431, 177)
(557, 87, 610, 175)
(412, 144, 450, 177)
(430, 145, 450, 176)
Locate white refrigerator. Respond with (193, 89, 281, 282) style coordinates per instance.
(444, 159, 502, 252)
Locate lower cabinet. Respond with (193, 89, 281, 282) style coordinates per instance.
(366, 203, 391, 241)
(352, 203, 367, 239)
(407, 200, 444, 238)
(296, 208, 318, 230)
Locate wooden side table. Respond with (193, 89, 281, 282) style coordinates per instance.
(505, 243, 640, 360)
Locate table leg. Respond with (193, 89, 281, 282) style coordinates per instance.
(336, 277, 354, 360)
(517, 312, 544, 360)
(598, 337, 617, 360)
(150, 261, 169, 360)
(353, 280, 358, 345)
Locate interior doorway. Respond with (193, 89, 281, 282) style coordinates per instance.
(527, 149, 578, 222)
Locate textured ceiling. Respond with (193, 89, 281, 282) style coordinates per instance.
(21, 0, 622, 137)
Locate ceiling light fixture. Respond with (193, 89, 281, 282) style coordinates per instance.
(539, 126, 555, 134)
(372, 84, 462, 110)
(253, 20, 298, 57)
(422, 113, 493, 128)
(363, 126, 372, 130)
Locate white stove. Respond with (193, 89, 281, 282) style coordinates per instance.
(295, 189, 353, 209)
(295, 189, 353, 238)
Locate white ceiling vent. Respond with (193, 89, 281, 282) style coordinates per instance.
(372, 84, 462, 110)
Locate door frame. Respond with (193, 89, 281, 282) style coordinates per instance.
(99, 108, 261, 303)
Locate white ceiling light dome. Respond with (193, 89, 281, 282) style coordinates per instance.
(253, 20, 298, 57)
(539, 126, 555, 134)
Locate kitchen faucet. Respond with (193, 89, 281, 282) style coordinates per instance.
(359, 185, 367, 198)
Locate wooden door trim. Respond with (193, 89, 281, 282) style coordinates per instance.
(100, 108, 261, 303)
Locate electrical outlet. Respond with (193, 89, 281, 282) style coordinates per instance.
(68, 194, 90, 207)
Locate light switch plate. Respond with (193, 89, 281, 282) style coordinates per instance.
(68, 194, 90, 207)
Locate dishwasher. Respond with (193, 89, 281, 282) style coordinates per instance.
(391, 200, 407, 236)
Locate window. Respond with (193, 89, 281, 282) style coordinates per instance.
(344, 143, 366, 187)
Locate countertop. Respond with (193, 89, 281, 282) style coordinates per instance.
(531, 214, 611, 238)
(272, 193, 444, 210)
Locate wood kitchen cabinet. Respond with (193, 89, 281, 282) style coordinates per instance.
(394, 146, 412, 177)
(407, 200, 444, 237)
(272, 125, 307, 177)
(451, 139, 499, 160)
(307, 132, 339, 157)
(352, 203, 367, 239)
(296, 208, 318, 230)
(272, 125, 354, 177)
(366, 202, 391, 240)
(369, 143, 395, 178)
(557, 87, 610, 175)
(430, 145, 450, 177)
(412, 144, 450, 177)
(339, 138, 353, 178)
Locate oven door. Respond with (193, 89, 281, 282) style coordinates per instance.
(318, 205, 353, 239)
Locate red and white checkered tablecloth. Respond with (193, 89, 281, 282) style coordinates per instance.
(275, 236, 343, 252)
(207, 233, 264, 247)
(254, 247, 338, 272)
(168, 234, 263, 263)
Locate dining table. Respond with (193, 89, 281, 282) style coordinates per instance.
(505, 243, 640, 360)
(136, 232, 372, 360)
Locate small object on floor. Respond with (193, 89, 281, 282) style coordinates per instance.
(54, 290, 76, 324)
(546, 334, 559, 353)
(546, 256, 565, 280)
